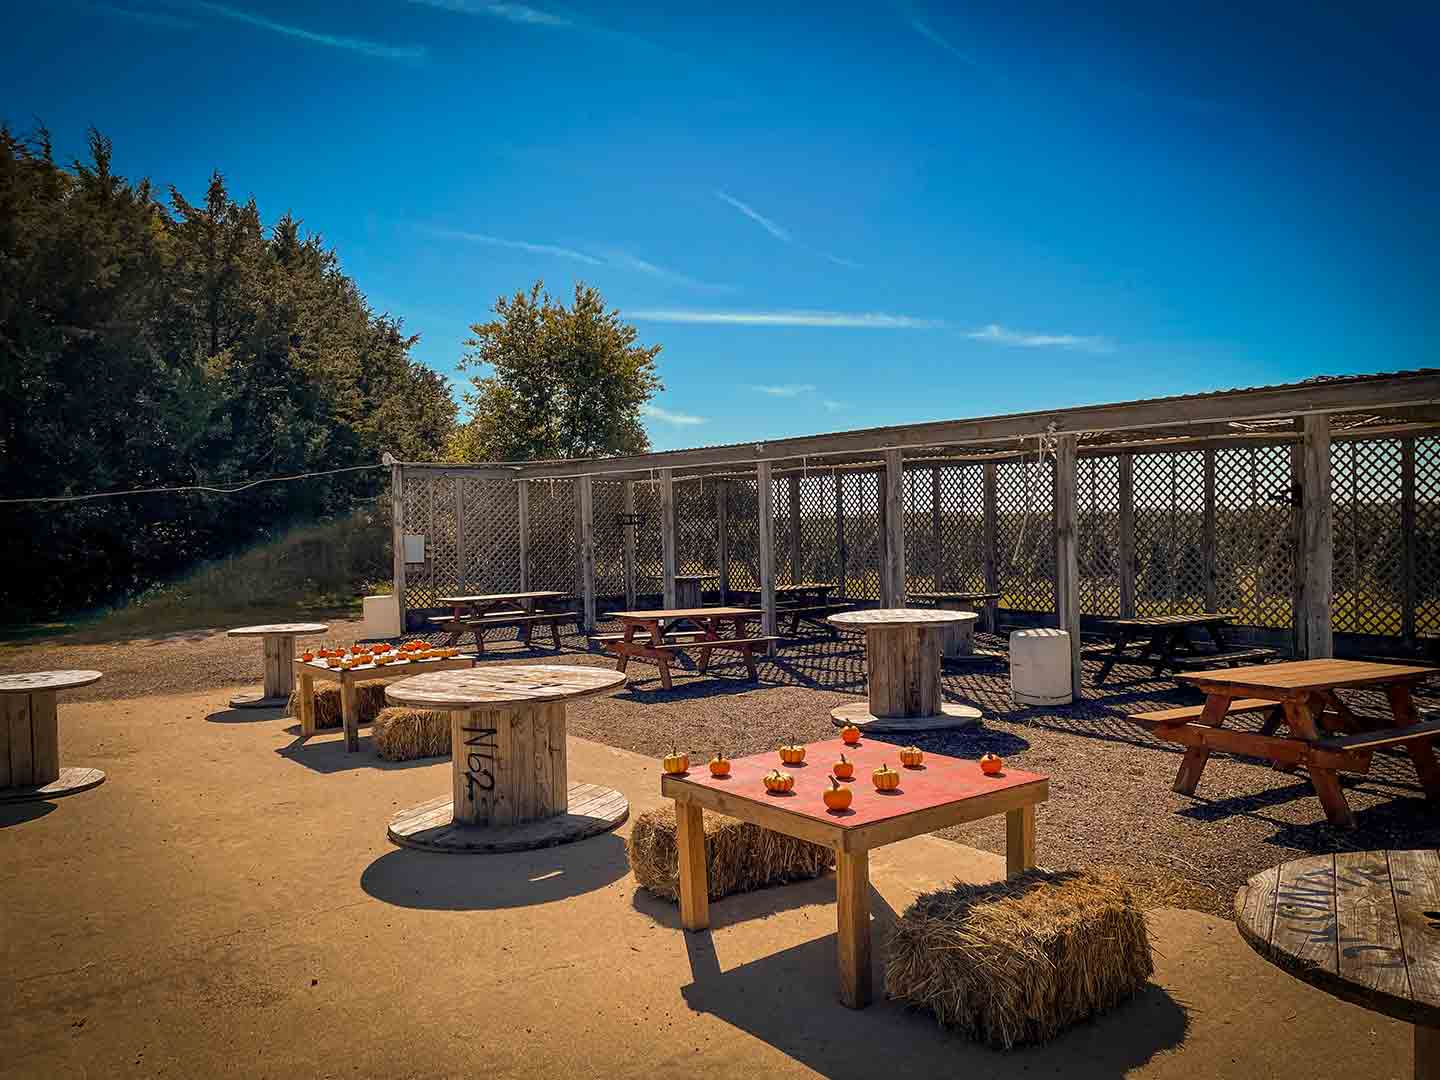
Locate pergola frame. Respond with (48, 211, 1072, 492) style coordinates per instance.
(390, 371, 1440, 693)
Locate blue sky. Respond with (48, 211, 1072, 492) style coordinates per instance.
(5, 2, 1436, 450)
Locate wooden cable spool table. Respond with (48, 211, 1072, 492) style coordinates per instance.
(226, 622, 329, 708)
(673, 574, 719, 610)
(383, 665, 629, 853)
(1236, 851, 1440, 1079)
(0, 670, 105, 802)
(827, 608, 981, 732)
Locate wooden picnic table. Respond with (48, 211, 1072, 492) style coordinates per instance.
(226, 623, 329, 708)
(827, 608, 981, 733)
(294, 653, 477, 752)
(1236, 850, 1440, 1078)
(434, 590, 572, 651)
(673, 573, 719, 609)
(909, 590, 1002, 635)
(601, 608, 772, 690)
(383, 665, 628, 853)
(775, 582, 845, 636)
(1095, 613, 1276, 683)
(662, 736, 1048, 1008)
(1136, 659, 1440, 827)
(0, 670, 106, 802)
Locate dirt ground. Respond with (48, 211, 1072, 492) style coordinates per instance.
(3, 617, 1436, 918)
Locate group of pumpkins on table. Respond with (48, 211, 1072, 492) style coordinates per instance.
(661, 723, 1005, 813)
(299, 641, 462, 671)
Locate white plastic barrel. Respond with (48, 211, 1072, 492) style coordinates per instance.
(1010, 628, 1073, 706)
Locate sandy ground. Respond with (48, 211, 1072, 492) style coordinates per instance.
(4, 619, 1435, 917)
(0, 687, 1415, 1079)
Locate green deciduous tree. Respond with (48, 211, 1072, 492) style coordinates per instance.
(447, 281, 661, 461)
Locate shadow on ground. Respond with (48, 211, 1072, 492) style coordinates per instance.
(360, 832, 629, 910)
(0, 801, 56, 828)
(631, 872, 839, 931)
(274, 733, 437, 773)
(205, 706, 288, 724)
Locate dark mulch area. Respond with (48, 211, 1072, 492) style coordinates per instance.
(5, 616, 1436, 917)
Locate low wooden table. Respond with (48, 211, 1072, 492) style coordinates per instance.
(662, 737, 1048, 1007)
(1096, 613, 1274, 683)
(0, 671, 106, 802)
(226, 623, 329, 708)
(674, 573, 719, 610)
(910, 590, 1002, 634)
(827, 608, 981, 732)
(603, 608, 770, 690)
(294, 653, 477, 752)
(435, 591, 569, 649)
(1165, 659, 1439, 827)
(1236, 851, 1440, 1078)
(775, 582, 843, 636)
(383, 665, 628, 853)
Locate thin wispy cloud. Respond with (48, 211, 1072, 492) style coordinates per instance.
(749, 384, 816, 397)
(425, 227, 604, 265)
(909, 16, 976, 65)
(406, 0, 570, 26)
(602, 251, 731, 292)
(967, 324, 1115, 353)
(820, 251, 863, 270)
(641, 404, 707, 426)
(189, 2, 424, 59)
(822, 400, 848, 412)
(424, 227, 726, 290)
(631, 309, 944, 329)
(91, 2, 195, 28)
(715, 191, 792, 243)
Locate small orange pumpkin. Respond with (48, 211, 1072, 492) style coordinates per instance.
(709, 751, 730, 777)
(899, 745, 924, 768)
(763, 769, 795, 793)
(779, 742, 806, 765)
(980, 753, 1004, 776)
(840, 724, 862, 745)
(872, 763, 901, 791)
(832, 753, 855, 780)
(301, 651, 315, 663)
(662, 749, 689, 775)
(823, 775, 853, 811)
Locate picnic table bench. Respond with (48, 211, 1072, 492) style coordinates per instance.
(433, 591, 577, 653)
(909, 590, 1003, 634)
(1095, 613, 1278, 683)
(600, 608, 776, 690)
(1129, 659, 1440, 827)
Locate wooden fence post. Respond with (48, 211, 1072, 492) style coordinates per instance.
(1203, 449, 1218, 612)
(660, 468, 677, 609)
(1402, 437, 1417, 644)
(577, 475, 596, 633)
(1118, 453, 1135, 618)
(517, 479, 531, 592)
(621, 480, 636, 609)
(882, 449, 905, 606)
(982, 462, 998, 633)
(1055, 435, 1082, 696)
(390, 462, 407, 633)
(1297, 415, 1334, 658)
(758, 462, 777, 652)
(716, 479, 730, 605)
(454, 479, 468, 592)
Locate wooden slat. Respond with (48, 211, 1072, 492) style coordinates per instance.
(1054, 432, 1081, 697)
(835, 849, 872, 1008)
(1236, 864, 1281, 948)
(1178, 659, 1436, 695)
(1006, 804, 1036, 878)
(0, 692, 11, 788)
(1129, 697, 1278, 727)
(1298, 413, 1334, 659)
(7, 693, 34, 786)
(1318, 719, 1440, 752)
(881, 449, 904, 605)
(1335, 850, 1411, 1004)
(1272, 855, 1338, 977)
(675, 800, 710, 931)
(757, 461, 776, 650)
(1390, 849, 1440, 1012)
(28, 692, 59, 787)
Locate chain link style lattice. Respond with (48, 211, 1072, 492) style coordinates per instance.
(1416, 437, 1440, 638)
(1332, 438, 1404, 635)
(995, 456, 1055, 611)
(1213, 444, 1294, 629)
(772, 476, 795, 588)
(1076, 456, 1121, 616)
(796, 473, 843, 585)
(675, 478, 718, 576)
(632, 480, 664, 601)
(591, 479, 627, 600)
(1132, 451, 1206, 615)
(459, 478, 522, 595)
(526, 479, 577, 593)
(840, 470, 883, 600)
(724, 477, 760, 594)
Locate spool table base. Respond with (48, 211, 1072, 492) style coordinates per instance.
(0, 766, 106, 803)
(829, 701, 981, 733)
(387, 781, 629, 853)
(228, 692, 290, 710)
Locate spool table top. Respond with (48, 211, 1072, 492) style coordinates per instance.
(828, 608, 970, 630)
(385, 665, 627, 711)
(0, 670, 103, 695)
(227, 623, 329, 637)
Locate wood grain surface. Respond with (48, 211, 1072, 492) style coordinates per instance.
(384, 665, 626, 710)
(0, 670, 103, 694)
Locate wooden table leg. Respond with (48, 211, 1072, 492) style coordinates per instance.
(1006, 804, 1036, 878)
(341, 676, 359, 753)
(648, 621, 674, 690)
(1389, 684, 1440, 799)
(262, 634, 296, 700)
(1096, 627, 1134, 684)
(835, 849, 872, 1008)
(1283, 696, 1355, 827)
(297, 669, 316, 736)
(1173, 693, 1232, 795)
(1416, 1022, 1440, 1080)
(675, 800, 710, 931)
(445, 606, 462, 647)
(519, 599, 535, 644)
(2, 689, 60, 789)
(1149, 629, 1179, 678)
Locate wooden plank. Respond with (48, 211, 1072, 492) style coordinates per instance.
(546, 701, 567, 816)
(0, 692, 11, 788)
(517, 479, 531, 592)
(1318, 718, 1440, 752)
(1235, 864, 1281, 948)
(757, 462, 777, 652)
(929, 465, 945, 592)
(835, 849, 872, 1008)
(715, 478, 729, 605)
(1006, 804, 1036, 878)
(661, 778, 841, 849)
(28, 692, 59, 787)
(847, 781, 1047, 853)
(1403, 437, 1418, 642)
(391, 462, 406, 632)
(621, 479, 636, 609)
(509, 704, 536, 822)
(881, 449, 905, 606)
(1272, 854, 1338, 976)
(1177, 659, 1436, 694)
(1054, 433, 1081, 697)
(577, 475, 597, 633)
(674, 800, 710, 931)
(1298, 413, 1334, 659)
(296, 669, 316, 735)
(788, 474, 802, 585)
(1335, 850, 1412, 1005)
(660, 469, 677, 609)
(7, 693, 34, 786)
(340, 677, 360, 753)
(1202, 448, 1218, 611)
(982, 462, 998, 632)
(1129, 697, 1278, 727)
(1389, 849, 1440, 1012)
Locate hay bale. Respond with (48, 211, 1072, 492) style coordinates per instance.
(885, 869, 1153, 1049)
(626, 806, 833, 902)
(287, 682, 389, 729)
(372, 707, 451, 761)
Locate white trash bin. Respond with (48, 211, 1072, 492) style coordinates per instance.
(361, 594, 401, 640)
(1010, 628, 1073, 706)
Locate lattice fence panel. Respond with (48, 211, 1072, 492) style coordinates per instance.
(527, 479, 577, 594)
(400, 469, 439, 608)
(840, 470, 882, 600)
(796, 473, 841, 585)
(773, 477, 795, 588)
(675, 478, 718, 576)
(936, 464, 986, 594)
(1077, 455, 1121, 616)
(632, 480, 664, 600)
(592, 480, 627, 601)
(995, 457, 1055, 611)
(1417, 437, 1440, 638)
(902, 467, 933, 593)
(1132, 451, 1206, 615)
(1214, 445, 1294, 628)
(1332, 438, 1404, 635)
(724, 477, 760, 594)
(458, 478, 521, 595)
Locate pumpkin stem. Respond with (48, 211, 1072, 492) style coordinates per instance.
(830, 775, 839, 789)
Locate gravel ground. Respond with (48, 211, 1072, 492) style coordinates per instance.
(4, 618, 1435, 917)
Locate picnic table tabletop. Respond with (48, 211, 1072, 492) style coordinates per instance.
(1176, 658, 1436, 695)
(829, 607, 969, 629)
(775, 582, 837, 595)
(609, 607, 760, 621)
(673, 573, 720, 582)
(1105, 613, 1233, 629)
(909, 590, 1002, 602)
(436, 590, 566, 605)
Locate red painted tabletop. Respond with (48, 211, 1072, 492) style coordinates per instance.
(665, 737, 1047, 829)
